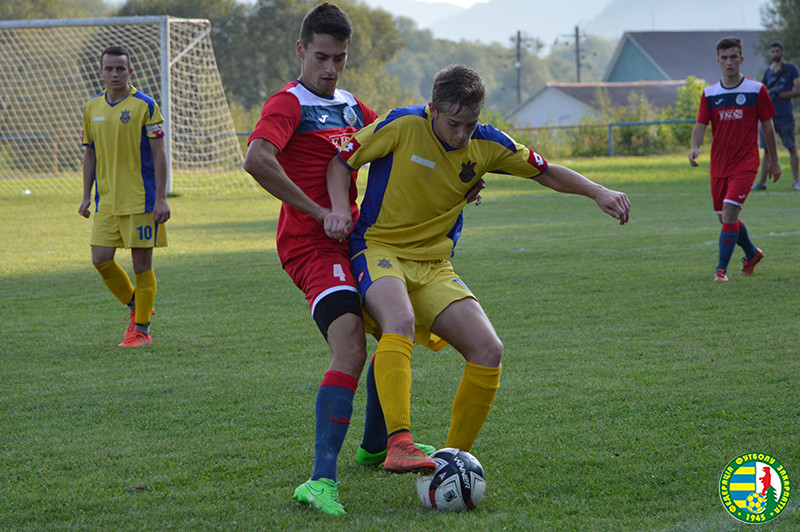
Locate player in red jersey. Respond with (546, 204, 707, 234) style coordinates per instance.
(242, 3, 377, 516)
(689, 36, 781, 282)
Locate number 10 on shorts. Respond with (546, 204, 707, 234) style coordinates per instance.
(137, 225, 153, 241)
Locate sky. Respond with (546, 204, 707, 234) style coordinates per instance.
(359, 0, 768, 48)
(415, 0, 487, 6)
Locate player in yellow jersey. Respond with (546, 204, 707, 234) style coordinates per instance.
(326, 65, 630, 472)
(79, 45, 170, 347)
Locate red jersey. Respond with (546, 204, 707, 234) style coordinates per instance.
(249, 81, 378, 265)
(696, 76, 776, 178)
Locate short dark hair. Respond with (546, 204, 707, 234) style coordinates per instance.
(299, 2, 352, 46)
(716, 36, 742, 56)
(431, 64, 487, 114)
(769, 40, 783, 50)
(100, 45, 131, 68)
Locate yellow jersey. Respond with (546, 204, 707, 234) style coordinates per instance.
(82, 86, 164, 215)
(339, 104, 548, 260)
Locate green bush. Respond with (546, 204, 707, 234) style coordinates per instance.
(506, 79, 707, 158)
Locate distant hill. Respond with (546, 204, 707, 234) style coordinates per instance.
(359, 0, 465, 27)
(427, 0, 606, 46)
(367, 0, 768, 47)
(583, 0, 767, 39)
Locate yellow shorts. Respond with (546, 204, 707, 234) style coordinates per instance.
(352, 246, 474, 350)
(91, 211, 167, 249)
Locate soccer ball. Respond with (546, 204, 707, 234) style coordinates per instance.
(416, 448, 486, 512)
(745, 492, 766, 513)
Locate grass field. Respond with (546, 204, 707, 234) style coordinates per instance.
(2, 154, 799, 530)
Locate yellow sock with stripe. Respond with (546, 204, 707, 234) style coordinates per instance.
(133, 269, 156, 326)
(94, 260, 134, 306)
(373, 333, 414, 435)
(445, 362, 501, 451)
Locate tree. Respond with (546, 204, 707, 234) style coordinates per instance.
(660, 75, 705, 146)
(337, 0, 411, 111)
(0, 0, 107, 20)
(116, 0, 410, 113)
(760, 0, 800, 57)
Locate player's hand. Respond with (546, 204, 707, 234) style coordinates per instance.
(465, 178, 485, 205)
(768, 159, 782, 182)
(325, 211, 353, 242)
(153, 198, 170, 224)
(689, 149, 700, 167)
(595, 188, 631, 225)
(769, 88, 780, 101)
(78, 199, 91, 218)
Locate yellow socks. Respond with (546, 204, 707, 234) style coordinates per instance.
(94, 260, 134, 306)
(373, 333, 414, 435)
(446, 361, 501, 451)
(133, 269, 156, 325)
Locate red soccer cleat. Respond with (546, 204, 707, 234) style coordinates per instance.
(740, 249, 763, 275)
(118, 330, 151, 347)
(122, 309, 155, 345)
(383, 432, 436, 474)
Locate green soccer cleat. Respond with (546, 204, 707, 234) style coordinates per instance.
(293, 478, 345, 516)
(356, 442, 436, 466)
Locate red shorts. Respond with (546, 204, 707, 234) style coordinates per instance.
(710, 172, 756, 213)
(282, 244, 358, 315)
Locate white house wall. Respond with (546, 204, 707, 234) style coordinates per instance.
(511, 89, 599, 127)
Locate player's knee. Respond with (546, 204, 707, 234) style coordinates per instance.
(463, 336, 503, 367)
(483, 337, 503, 367)
(326, 311, 368, 375)
(393, 311, 416, 338)
(374, 306, 415, 338)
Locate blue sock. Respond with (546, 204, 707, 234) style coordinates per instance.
(736, 220, 758, 259)
(717, 223, 739, 272)
(360, 356, 389, 454)
(310, 371, 357, 482)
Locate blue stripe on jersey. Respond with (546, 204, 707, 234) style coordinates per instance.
(349, 153, 395, 257)
(351, 252, 373, 295)
(374, 105, 427, 133)
(446, 211, 464, 257)
(706, 92, 758, 110)
(140, 128, 155, 212)
(472, 123, 517, 151)
(132, 90, 157, 119)
(295, 103, 366, 134)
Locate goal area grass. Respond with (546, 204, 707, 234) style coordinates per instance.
(2, 154, 799, 529)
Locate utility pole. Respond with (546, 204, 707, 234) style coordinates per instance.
(574, 25, 581, 82)
(511, 31, 537, 105)
(561, 25, 584, 82)
(514, 30, 522, 105)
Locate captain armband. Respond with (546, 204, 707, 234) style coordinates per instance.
(146, 123, 165, 138)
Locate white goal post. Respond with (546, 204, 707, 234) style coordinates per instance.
(0, 16, 250, 194)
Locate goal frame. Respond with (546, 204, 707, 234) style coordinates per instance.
(0, 16, 220, 193)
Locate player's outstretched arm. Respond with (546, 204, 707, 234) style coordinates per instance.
(534, 164, 630, 225)
(243, 138, 329, 224)
(325, 156, 355, 242)
(79, 146, 96, 219)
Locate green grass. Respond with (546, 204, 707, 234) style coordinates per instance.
(2, 154, 799, 530)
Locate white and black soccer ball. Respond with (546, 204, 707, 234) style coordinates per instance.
(416, 448, 486, 512)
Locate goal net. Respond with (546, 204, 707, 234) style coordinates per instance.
(0, 16, 253, 196)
